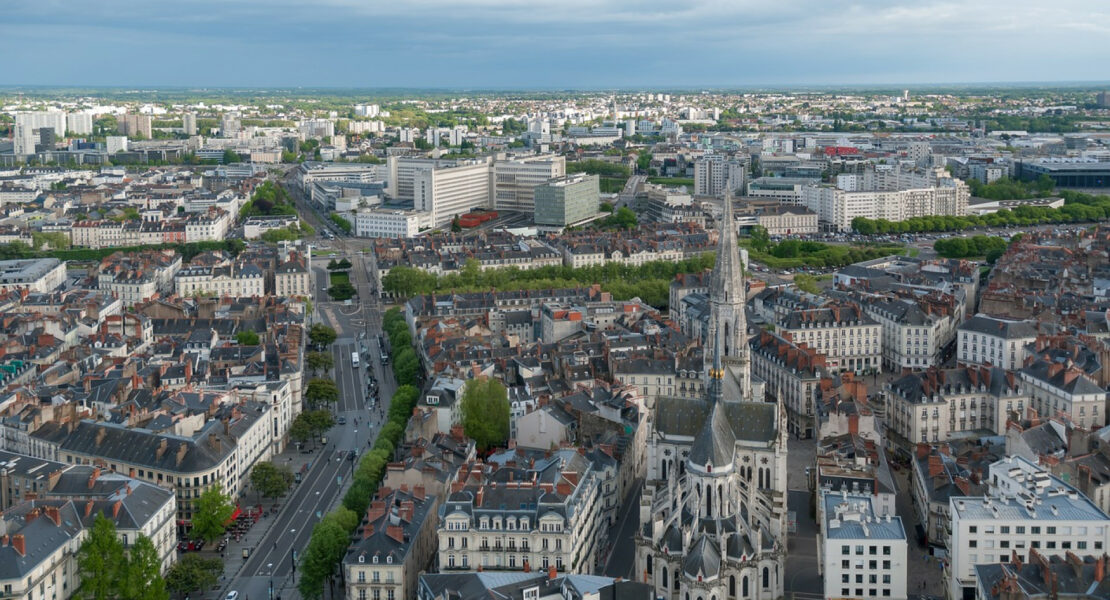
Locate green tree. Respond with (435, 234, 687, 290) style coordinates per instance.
(223, 149, 240, 164)
(460, 377, 510, 451)
(599, 201, 614, 213)
(794, 273, 821, 295)
(289, 409, 335, 444)
(119, 535, 168, 600)
(328, 281, 357, 300)
(451, 215, 462, 232)
(191, 483, 234, 542)
(236, 329, 260, 345)
(298, 508, 359, 599)
(77, 513, 125, 600)
(306, 351, 334, 375)
(381, 265, 437, 297)
(636, 152, 653, 172)
(165, 555, 222, 596)
(306, 378, 340, 407)
(250, 461, 294, 499)
(329, 213, 352, 234)
(308, 323, 337, 348)
(391, 347, 420, 386)
(748, 225, 771, 253)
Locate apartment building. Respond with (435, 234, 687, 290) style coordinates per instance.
(958, 316, 1041, 371)
(174, 263, 265, 298)
(493, 154, 566, 212)
(345, 488, 438, 600)
(887, 367, 1027, 444)
(1019, 358, 1107, 431)
(779, 305, 881, 374)
(693, 154, 746, 197)
(802, 170, 970, 232)
(437, 453, 602, 575)
(0, 469, 177, 600)
(858, 295, 955, 371)
(818, 491, 908, 600)
(97, 250, 182, 306)
(750, 330, 824, 438)
(948, 456, 1110, 600)
(118, 114, 152, 139)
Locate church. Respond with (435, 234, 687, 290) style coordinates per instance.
(636, 194, 789, 600)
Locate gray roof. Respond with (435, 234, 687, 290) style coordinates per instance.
(959, 315, 1040, 339)
(687, 401, 735, 469)
(655, 396, 777, 445)
(682, 535, 721, 579)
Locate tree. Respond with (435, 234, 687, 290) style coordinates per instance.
(459, 377, 510, 451)
(236, 329, 260, 345)
(599, 201, 614, 213)
(298, 508, 359, 599)
(329, 213, 352, 234)
(391, 347, 420, 386)
(223, 149, 240, 164)
(165, 555, 223, 596)
(119, 535, 168, 600)
(290, 409, 336, 444)
(77, 513, 125, 600)
(191, 483, 234, 542)
(306, 378, 340, 407)
(306, 351, 334, 375)
(309, 323, 337, 348)
(328, 281, 357, 300)
(636, 151, 653, 173)
(748, 225, 771, 253)
(251, 461, 294, 499)
(451, 215, 462, 232)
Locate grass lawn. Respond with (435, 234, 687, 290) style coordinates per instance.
(648, 177, 694, 187)
(329, 271, 349, 286)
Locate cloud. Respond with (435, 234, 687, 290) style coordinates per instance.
(1, 0, 1108, 87)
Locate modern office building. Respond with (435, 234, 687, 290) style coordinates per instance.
(355, 208, 425, 238)
(413, 159, 492, 228)
(1017, 159, 1110, 188)
(493, 154, 566, 212)
(533, 174, 600, 228)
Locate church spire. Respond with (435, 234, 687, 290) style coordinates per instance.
(704, 191, 751, 399)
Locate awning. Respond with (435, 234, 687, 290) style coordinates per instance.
(224, 505, 242, 525)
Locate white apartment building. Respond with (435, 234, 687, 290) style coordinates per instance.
(0, 471, 177, 600)
(858, 296, 955, 371)
(803, 169, 969, 232)
(887, 366, 1028, 444)
(182, 112, 197, 136)
(106, 136, 129, 155)
(750, 330, 823, 439)
(818, 491, 908, 600)
(67, 112, 94, 135)
(1019, 358, 1107, 431)
(693, 154, 746, 197)
(957, 316, 1040, 371)
(299, 118, 333, 139)
(438, 452, 602, 575)
(13, 123, 37, 157)
(414, 159, 492, 228)
(493, 154, 566, 212)
(948, 456, 1110, 600)
(355, 208, 425, 239)
(174, 263, 265, 298)
(184, 210, 231, 243)
(274, 258, 311, 298)
(779, 305, 881, 374)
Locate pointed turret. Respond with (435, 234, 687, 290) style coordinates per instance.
(704, 191, 751, 398)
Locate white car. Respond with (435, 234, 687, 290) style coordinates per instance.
(227, 592, 240, 600)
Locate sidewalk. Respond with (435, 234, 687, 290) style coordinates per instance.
(188, 444, 323, 598)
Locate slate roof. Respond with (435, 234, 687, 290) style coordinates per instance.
(687, 401, 736, 469)
(654, 396, 776, 445)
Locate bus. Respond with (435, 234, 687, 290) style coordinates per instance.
(351, 352, 359, 368)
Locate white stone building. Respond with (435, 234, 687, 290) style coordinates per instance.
(818, 491, 907, 600)
(957, 316, 1040, 371)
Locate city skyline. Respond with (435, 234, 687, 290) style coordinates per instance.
(5, 0, 1109, 88)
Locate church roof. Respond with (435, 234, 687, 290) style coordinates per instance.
(709, 193, 746, 306)
(688, 401, 735, 468)
(683, 536, 722, 579)
(655, 397, 777, 445)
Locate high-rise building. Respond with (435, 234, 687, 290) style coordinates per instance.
(221, 112, 242, 138)
(412, 159, 492, 227)
(12, 122, 36, 157)
(493, 154, 566, 212)
(533, 174, 599, 228)
(117, 114, 152, 139)
(66, 112, 93, 135)
(298, 118, 333, 139)
(38, 127, 57, 149)
(106, 136, 129, 154)
(694, 154, 747, 197)
(182, 112, 197, 136)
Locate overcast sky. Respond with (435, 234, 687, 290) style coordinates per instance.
(4, 0, 1109, 88)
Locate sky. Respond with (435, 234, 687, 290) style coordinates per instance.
(4, 0, 1110, 89)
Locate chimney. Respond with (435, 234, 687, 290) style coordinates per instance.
(413, 485, 426, 501)
(95, 428, 107, 447)
(156, 438, 168, 460)
(176, 443, 188, 467)
(11, 534, 25, 556)
(548, 565, 557, 580)
(112, 500, 122, 519)
(26, 508, 40, 524)
(1096, 554, 1107, 583)
(386, 525, 404, 544)
(44, 506, 61, 526)
(85, 500, 94, 518)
